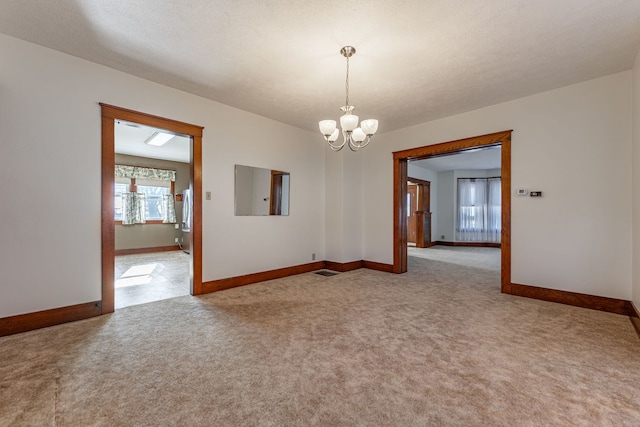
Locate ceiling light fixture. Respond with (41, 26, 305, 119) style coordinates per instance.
(144, 131, 174, 147)
(319, 46, 378, 152)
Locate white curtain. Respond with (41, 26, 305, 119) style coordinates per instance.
(162, 194, 177, 223)
(121, 192, 146, 225)
(457, 178, 501, 243)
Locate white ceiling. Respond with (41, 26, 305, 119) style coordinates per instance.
(115, 121, 190, 163)
(1, 1, 640, 134)
(411, 147, 501, 172)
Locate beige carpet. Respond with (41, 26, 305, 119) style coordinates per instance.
(1, 247, 639, 426)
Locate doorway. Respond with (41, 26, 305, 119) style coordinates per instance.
(392, 130, 512, 292)
(100, 104, 204, 314)
(407, 178, 432, 248)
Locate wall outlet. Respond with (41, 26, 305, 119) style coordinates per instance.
(312, 253, 316, 261)
(174, 237, 179, 243)
(174, 223, 179, 229)
(441, 235, 445, 239)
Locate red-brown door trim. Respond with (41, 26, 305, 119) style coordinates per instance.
(392, 130, 512, 292)
(100, 103, 204, 313)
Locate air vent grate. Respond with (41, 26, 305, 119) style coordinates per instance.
(314, 270, 339, 277)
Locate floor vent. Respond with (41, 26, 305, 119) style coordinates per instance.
(314, 270, 339, 277)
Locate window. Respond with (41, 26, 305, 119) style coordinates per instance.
(457, 177, 501, 242)
(136, 179, 172, 220)
(114, 179, 129, 221)
(114, 166, 176, 225)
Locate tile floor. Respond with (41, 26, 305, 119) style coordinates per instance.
(115, 251, 191, 309)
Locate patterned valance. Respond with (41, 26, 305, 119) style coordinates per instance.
(115, 165, 176, 182)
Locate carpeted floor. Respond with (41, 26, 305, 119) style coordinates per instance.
(1, 247, 639, 426)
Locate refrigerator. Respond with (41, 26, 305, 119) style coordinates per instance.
(181, 189, 191, 254)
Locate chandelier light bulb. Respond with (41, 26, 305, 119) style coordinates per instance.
(340, 114, 359, 132)
(352, 127, 366, 142)
(318, 46, 378, 151)
(319, 120, 337, 136)
(360, 119, 379, 136)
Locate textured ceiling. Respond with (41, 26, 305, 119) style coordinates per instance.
(115, 121, 190, 164)
(1, 1, 640, 134)
(412, 147, 501, 172)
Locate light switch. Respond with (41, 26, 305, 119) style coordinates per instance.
(206, 191, 212, 200)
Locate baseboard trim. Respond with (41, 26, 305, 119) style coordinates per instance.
(507, 282, 634, 316)
(202, 261, 325, 293)
(434, 241, 501, 248)
(115, 245, 181, 256)
(325, 260, 363, 272)
(202, 259, 396, 294)
(362, 260, 396, 273)
(0, 301, 102, 337)
(630, 302, 640, 339)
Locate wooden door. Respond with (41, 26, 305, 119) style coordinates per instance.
(270, 171, 284, 215)
(408, 179, 432, 247)
(407, 184, 418, 244)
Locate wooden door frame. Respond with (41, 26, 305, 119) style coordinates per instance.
(100, 103, 204, 313)
(393, 130, 512, 292)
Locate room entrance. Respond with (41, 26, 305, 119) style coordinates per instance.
(392, 130, 512, 293)
(100, 104, 204, 314)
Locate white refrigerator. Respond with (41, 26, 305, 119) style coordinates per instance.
(181, 189, 191, 254)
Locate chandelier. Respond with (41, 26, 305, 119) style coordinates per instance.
(319, 46, 379, 151)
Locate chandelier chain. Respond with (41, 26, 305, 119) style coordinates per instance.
(345, 54, 350, 107)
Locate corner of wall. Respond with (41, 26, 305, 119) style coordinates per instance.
(632, 46, 640, 310)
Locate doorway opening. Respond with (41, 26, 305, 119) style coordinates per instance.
(101, 104, 204, 314)
(113, 120, 192, 309)
(406, 177, 432, 248)
(393, 130, 512, 293)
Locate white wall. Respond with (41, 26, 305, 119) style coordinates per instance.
(0, 34, 325, 318)
(363, 72, 633, 300)
(324, 149, 363, 263)
(436, 171, 455, 241)
(633, 48, 640, 310)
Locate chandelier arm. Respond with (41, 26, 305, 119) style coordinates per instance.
(325, 132, 347, 151)
(349, 135, 372, 151)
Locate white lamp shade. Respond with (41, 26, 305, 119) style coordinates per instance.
(328, 128, 340, 142)
(340, 114, 359, 132)
(352, 127, 366, 142)
(319, 120, 337, 136)
(360, 119, 379, 135)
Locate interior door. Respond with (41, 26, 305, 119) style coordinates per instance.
(407, 184, 418, 244)
(270, 171, 284, 215)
